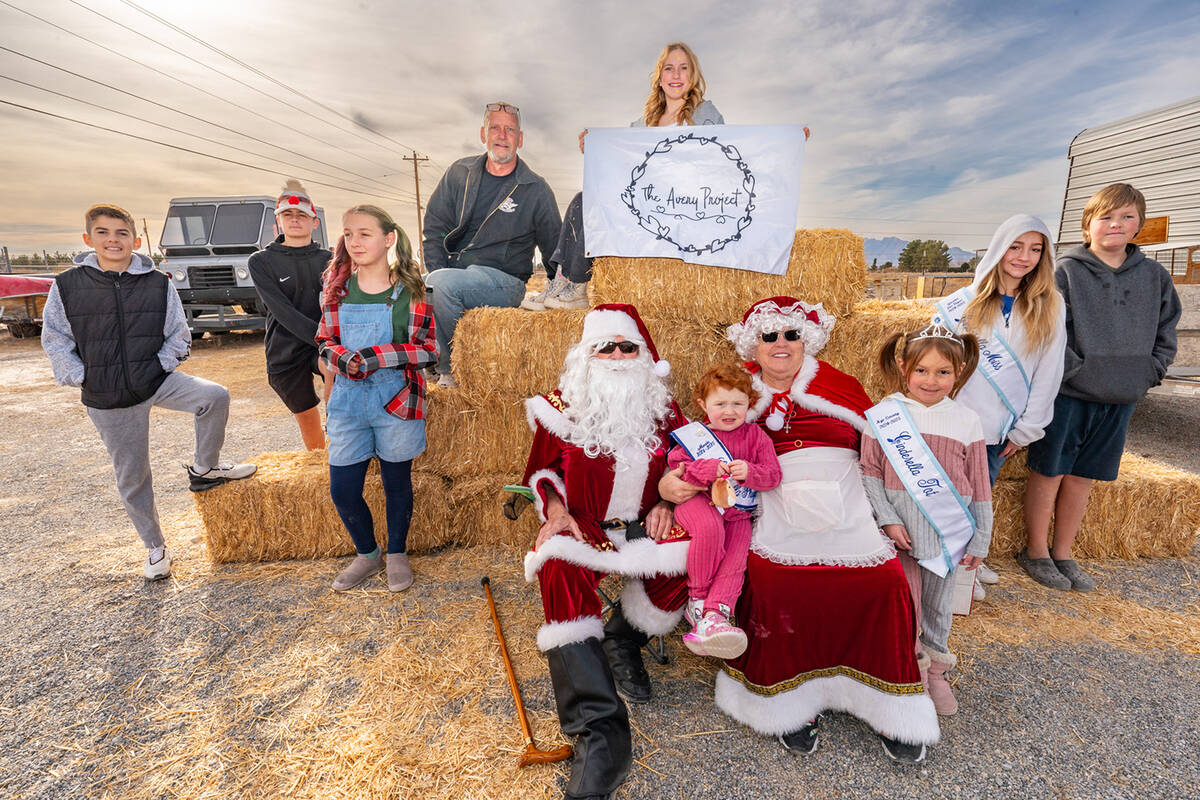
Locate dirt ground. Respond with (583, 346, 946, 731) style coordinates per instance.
(1, 331, 1198, 800)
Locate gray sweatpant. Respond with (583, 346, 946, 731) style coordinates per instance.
(898, 552, 957, 660)
(86, 371, 231, 550)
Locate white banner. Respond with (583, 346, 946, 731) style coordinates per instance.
(583, 124, 806, 274)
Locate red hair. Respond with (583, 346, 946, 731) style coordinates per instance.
(694, 363, 758, 407)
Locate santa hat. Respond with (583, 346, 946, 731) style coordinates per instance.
(580, 303, 670, 377)
(725, 295, 835, 360)
(274, 184, 317, 218)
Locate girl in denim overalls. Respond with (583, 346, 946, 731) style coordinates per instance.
(317, 205, 437, 592)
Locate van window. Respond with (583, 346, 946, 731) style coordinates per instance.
(162, 205, 216, 246)
(211, 204, 265, 245)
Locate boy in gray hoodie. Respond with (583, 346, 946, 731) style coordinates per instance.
(41, 204, 256, 580)
(1021, 184, 1181, 591)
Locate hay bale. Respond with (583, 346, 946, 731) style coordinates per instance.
(424, 387, 532, 478)
(589, 229, 866, 323)
(822, 300, 934, 401)
(449, 308, 734, 417)
(194, 451, 453, 562)
(988, 453, 1200, 559)
(446, 472, 539, 549)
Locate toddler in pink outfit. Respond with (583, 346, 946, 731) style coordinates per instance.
(667, 363, 781, 658)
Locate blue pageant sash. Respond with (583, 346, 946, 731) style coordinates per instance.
(935, 288, 1032, 437)
(865, 399, 975, 577)
(669, 421, 758, 511)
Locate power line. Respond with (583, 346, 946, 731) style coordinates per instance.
(0, 44, 412, 199)
(0, 0, 408, 184)
(115, 0, 429, 161)
(64, 0, 415, 170)
(0, 74, 415, 200)
(0, 98, 417, 204)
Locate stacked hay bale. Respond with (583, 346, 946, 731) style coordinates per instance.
(194, 230, 1200, 562)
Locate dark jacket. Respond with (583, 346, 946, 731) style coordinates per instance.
(1056, 244, 1181, 404)
(248, 236, 331, 372)
(422, 154, 561, 282)
(54, 262, 169, 409)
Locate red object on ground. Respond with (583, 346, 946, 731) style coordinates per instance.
(0, 275, 54, 299)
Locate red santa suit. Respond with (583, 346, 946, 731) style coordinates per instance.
(522, 389, 692, 650)
(713, 355, 941, 747)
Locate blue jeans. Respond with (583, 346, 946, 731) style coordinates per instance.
(425, 265, 526, 374)
(986, 442, 1008, 486)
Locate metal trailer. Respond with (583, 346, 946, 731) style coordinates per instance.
(1059, 95, 1200, 273)
(0, 274, 53, 338)
(158, 196, 328, 333)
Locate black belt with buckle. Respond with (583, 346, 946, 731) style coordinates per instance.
(598, 518, 648, 540)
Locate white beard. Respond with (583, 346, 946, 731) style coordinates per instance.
(558, 344, 673, 461)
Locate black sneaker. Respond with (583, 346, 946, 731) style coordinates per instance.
(879, 734, 926, 764)
(778, 716, 821, 754)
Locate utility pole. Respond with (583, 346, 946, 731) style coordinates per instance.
(1, 246, 10, 274)
(402, 150, 429, 261)
(142, 218, 155, 260)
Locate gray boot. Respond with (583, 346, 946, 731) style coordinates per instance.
(332, 554, 383, 591)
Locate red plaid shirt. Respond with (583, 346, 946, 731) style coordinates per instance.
(316, 298, 438, 420)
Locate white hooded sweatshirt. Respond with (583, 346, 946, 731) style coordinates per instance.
(950, 214, 1067, 448)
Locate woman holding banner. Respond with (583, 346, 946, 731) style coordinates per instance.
(660, 297, 940, 764)
(522, 42, 725, 312)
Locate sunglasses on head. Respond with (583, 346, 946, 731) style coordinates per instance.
(596, 340, 640, 355)
(760, 329, 802, 343)
(485, 102, 520, 115)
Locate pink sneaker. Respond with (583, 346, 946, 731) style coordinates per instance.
(684, 597, 705, 628)
(682, 610, 748, 659)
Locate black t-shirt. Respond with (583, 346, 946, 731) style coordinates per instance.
(458, 168, 512, 250)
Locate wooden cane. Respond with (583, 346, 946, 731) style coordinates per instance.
(481, 576, 573, 767)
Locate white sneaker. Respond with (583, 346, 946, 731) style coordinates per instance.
(976, 562, 1000, 584)
(436, 373, 457, 388)
(520, 273, 566, 311)
(188, 462, 257, 492)
(973, 580, 986, 602)
(144, 546, 172, 580)
(543, 280, 589, 310)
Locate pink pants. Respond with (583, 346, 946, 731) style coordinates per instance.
(675, 495, 753, 614)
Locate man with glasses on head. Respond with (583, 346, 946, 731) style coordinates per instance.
(521, 304, 690, 800)
(422, 101, 562, 387)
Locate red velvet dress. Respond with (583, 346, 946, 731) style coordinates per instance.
(713, 358, 940, 745)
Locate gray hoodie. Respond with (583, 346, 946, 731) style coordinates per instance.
(1056, 243, 1181, 404)
(41, 252, 190, 387)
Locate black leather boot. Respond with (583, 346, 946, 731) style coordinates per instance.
(601, 602, 652, 703)
(546, 638, 633, 800)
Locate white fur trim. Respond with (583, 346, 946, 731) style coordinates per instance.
(582, 309, 642, 346)
(726, 301, 834, 360)
(715, 669, 940, 745)
(927, 649, 957, 669)
(620, 579, 685, 637)
(537, 616, 604, 651)
(525, 395, 571, 438)
(604, 443, 649, 521)
(523, 533, 689, 582)
(750, 536, 897, 567)
(746, 357, 865, 433)
(654, 359, 671, 378)
(527, 469, 567, 523)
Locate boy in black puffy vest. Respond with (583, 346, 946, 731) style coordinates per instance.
(41, 204, 256, 580)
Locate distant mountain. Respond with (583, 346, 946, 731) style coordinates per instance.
(864, 237, 976, 267)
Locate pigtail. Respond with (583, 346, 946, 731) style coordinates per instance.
(951, 333, 980, 398)
(321, 235, 352, 308)
(877, 332, 908, 395)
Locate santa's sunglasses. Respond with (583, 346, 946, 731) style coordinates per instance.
(760, 329, 802, 343)
(596, 341, 640, 355)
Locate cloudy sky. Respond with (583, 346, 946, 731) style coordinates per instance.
(1, 0, 1199, 256)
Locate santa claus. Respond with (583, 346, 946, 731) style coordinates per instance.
(522, 303, 689, 800)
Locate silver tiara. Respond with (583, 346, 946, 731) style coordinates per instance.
(912, 321, 964, 347)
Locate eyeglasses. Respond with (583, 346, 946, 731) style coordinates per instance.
(485, 102, 520, 115)
(760, 329, 802, 343)
(596, 341, 640, 355)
